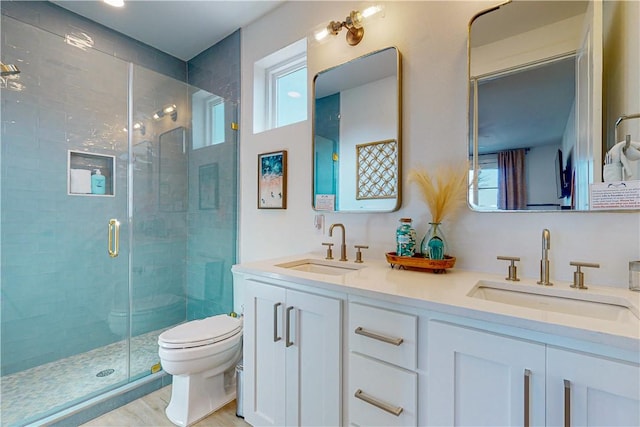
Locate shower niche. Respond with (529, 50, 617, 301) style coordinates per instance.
(67, 150, 115, 196)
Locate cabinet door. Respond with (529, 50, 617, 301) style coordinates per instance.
(546, 347, 640, 427)
(427, 321, 546, 427)
(285, 289, 342, 427)
(244, 279, 287, 427)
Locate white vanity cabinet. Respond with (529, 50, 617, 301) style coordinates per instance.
(348, 302, 418, 426)
(242, 276, 342, 427)
(234, 256, 639, 427)
(427, 321, 640, 427)
(427, 321, 546, 426)
(546, 347, 640, 426)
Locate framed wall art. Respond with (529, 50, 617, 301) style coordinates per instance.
(258, 150, 287, 209)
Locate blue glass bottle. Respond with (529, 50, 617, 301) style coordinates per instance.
(396, 218, 416, 257)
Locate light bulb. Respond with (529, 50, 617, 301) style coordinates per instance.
(362, 5, 383, 18)
(103, 0, 124, 7)
(315, 28, 329, 41)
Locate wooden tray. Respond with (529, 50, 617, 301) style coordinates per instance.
(385, 252, 456, 273)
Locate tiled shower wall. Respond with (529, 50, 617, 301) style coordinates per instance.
(1, 1, 240, 374)
(1, 13, 134, 375)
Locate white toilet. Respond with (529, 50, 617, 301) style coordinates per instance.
(158, 314, 243, 426)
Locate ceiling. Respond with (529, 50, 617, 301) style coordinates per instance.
(50, 0, 284, 61)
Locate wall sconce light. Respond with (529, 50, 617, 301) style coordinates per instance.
(123, 122, 146, 135)
(153, 104, 178, 122)
(314, 5, 384, 46)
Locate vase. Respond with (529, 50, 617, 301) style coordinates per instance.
(420, 222, 447, 260)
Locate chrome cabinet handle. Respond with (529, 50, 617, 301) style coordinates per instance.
(355, 326, 403, 346)
(108, 219, 120, 258)
(564, 379, 571, 427)
(285, 306, 294, 347)
(273, 302, 282, 342)
(354, 389, 403, 417)
(524, 369, 531, 427)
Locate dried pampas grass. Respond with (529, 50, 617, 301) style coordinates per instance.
(408, 163, 468, 224)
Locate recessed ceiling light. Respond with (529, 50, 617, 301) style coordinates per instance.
(103, 0, 125, 8)
(287, 91, 301, 98)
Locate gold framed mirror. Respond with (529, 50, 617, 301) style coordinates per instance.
(312, 47, 402, 212)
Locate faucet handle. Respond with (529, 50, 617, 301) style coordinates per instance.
(322, 242, 334, 260)
(354, 245, 369, 263)
(497, 256, 520, 281)
(570, 261, 600, 290)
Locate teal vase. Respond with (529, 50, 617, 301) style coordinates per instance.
(420, 222, 447, 260)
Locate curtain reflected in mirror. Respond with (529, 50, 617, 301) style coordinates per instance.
(497, 149, 527, 210)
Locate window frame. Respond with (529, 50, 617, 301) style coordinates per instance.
(265, 52, 307, 129)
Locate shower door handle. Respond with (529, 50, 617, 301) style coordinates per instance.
(108, 219, 120, 258)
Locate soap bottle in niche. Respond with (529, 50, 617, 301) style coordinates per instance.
(91, 169, 106, 195)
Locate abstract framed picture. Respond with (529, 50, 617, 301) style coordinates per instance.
(199, 163, 219, 210)
(258, 150, 287, 209)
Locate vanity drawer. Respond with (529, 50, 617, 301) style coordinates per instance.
(349, 302, 417, 369)
(349, 352, 417, 427)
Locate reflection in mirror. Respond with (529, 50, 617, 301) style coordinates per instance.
(159, 127, 187, 212)
(469, 0, 639, 212)
(313, 47, 401, 212)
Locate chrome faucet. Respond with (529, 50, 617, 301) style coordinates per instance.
(537, 228, 553, 286)
(329, 223, 347, 261)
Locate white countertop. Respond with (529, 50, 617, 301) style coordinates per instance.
(232, 253, 640, 359)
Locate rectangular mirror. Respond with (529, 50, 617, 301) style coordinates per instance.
(468, 0, 640, 212)
(313, 47, 402, 212)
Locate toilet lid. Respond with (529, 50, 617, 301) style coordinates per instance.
(158, 314, 242, 349)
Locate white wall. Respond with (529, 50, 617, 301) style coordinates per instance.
(240, 1, 640, 290)
(526, 144, 561, 209)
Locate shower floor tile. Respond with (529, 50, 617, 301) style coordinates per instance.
(1, 329, 164, 426)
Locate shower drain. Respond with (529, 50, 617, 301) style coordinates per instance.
(96, 369, 115, 378)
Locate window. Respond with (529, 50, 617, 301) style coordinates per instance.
(192, 90, 225, 149)
(470, 154, 498, 209)
(253, 38, 307, 133)
(268, 55, 307, 128)
(207, 96, 225, 145)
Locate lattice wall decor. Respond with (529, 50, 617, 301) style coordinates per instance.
(356, 139, 398, 200)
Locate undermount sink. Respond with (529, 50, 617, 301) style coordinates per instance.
(468, 281, 639, 323)
(275, 259, 365, 276)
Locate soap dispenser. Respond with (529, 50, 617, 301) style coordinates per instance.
(91, 169, 106, 195)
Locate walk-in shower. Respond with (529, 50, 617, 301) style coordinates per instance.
(1, 11, 237, 426)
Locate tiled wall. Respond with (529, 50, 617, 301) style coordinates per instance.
(1, 13, 134, 375)
(0, 1, 186, 80)
(1, 2, 240, 375)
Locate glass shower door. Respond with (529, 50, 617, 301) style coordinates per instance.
(127, 65, 190, 380)
(1, 15, 131, 424)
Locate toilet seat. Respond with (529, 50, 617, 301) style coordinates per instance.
(158, 314, 242, 349)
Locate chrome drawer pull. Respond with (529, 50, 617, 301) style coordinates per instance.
(524, 369, 531, 427)
(273, 302, 282, 342)
(564, 379, 571, 427)
(354, 389, 403, 417)
(355, 326, 403, 346)
(285, 306, 294, 347)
